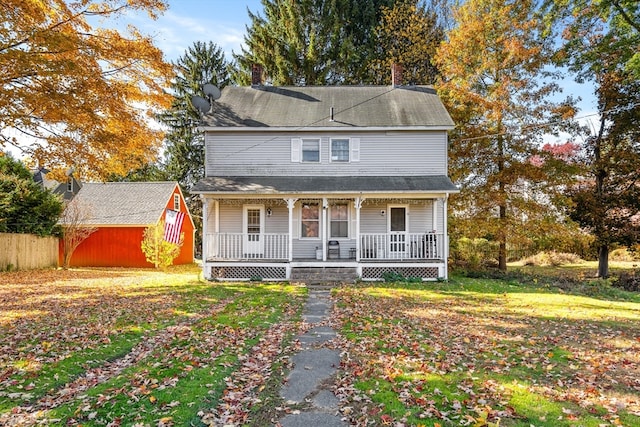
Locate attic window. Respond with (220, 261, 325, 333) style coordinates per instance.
(173, 194, 180, 211)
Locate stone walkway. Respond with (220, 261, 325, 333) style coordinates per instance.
(276, 288, 347, 427)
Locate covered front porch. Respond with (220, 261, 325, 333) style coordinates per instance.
(201, 195, 450, 281)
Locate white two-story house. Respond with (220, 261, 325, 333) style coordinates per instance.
(192, 65, 458, 282)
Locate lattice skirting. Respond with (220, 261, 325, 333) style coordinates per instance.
(209, 266, 287, 281)
(361, 266, 440, 280)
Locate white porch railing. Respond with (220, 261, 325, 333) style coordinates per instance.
(205, 232, 443, 261)
(206, 233, 289, 260)
(360, 233, 443, 260)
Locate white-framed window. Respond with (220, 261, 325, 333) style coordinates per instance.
(300, 202, 320, 238)
(302, 138, 320, 162)
(173, 194, 180, 211)
(330, 138, 349, 162)
(291, 138, 321, 162)
(330, 203, 349, 238)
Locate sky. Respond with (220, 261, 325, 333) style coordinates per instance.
(126, 0, 265, 62)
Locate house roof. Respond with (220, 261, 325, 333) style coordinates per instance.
(199, 85, 454, 129)
(192, 175, 459, 195)
(68, 182, 181, 226)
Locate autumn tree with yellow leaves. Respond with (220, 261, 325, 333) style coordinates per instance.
(0, 0, 173, 180)
(435, 0, 580, 271)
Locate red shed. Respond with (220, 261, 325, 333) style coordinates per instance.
(60, 182, 195, 267)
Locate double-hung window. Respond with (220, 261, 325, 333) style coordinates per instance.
(301, 202, 320, 238)
(302, 138, 320, 162)
(330, 139, 349, 162)
(330, 203, 349, 238)
(292, 137, 359, 163)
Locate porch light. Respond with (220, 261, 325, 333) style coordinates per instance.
(380, 210, 386, 216)
(267, 207, 272, 217)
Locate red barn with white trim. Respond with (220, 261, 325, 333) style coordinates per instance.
(59, 182, 195, 267)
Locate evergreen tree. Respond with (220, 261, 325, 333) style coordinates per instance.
(371, 1, 445, 85)
(234, 0, 396, 85)
(0, 154, 63, 236)
(157, 41, 231, 257)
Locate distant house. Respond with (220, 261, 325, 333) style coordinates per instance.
(33, 167, 82, 201)
(60, 182, 194, 267)
(192, 64, 458, 281)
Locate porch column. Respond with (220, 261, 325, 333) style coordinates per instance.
(443, 195, 449, 280)
(355, 196, 363, 261)
(432, 198, 438, 233)
(286, 198, 297, 262)
(200, 196, 209, 279)
(322, 198, 328, 261)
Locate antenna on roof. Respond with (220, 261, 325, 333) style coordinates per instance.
(203, 83, 221, 100)
(191, 83, 221, 115)
(191, 96, 211, 113)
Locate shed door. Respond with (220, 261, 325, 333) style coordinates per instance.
(243, 206, 264, 258)
(388, 206, 407, 257)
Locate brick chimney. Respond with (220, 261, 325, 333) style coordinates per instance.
(391, 63, 403, 87)
(251, 64, 263, 86)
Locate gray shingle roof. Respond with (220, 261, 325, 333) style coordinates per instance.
(199, 86, 454, 129)
(69, 182, 179, 226)
(191, 176, 458, 195)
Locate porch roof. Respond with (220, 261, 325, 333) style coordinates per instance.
(192, 175, 459, 195)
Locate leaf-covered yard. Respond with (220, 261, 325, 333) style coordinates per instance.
(333, 279, 640, 426)
(0, 266, 639, 426)
(0, 266, 306, 426)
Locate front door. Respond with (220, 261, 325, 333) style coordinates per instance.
(243, 205, 264, 258)
(388, 206, 407, 258)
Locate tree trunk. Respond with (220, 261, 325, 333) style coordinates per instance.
(597, 245, 609, 278)
(498, 239, 507, 271)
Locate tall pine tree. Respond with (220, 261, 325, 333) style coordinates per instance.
(234, 0, 396, 85)
(158, 41, 230, 256)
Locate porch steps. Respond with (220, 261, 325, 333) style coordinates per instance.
(290, 267, 358, 284)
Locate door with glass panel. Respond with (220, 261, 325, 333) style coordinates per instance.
(388, 206, 407, 258)
(243, 206, 264, 258)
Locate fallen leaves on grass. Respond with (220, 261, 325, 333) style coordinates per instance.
(332, 284, 640, 426)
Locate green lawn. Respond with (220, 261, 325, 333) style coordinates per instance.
(333, 275, 640, 426)
(0, 266, 306, 426)
(1, 266, 638, 426)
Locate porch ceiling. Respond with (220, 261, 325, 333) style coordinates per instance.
(191, 175, 458, 195)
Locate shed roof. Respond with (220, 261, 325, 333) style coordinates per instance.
(199, 85, 454, 129)
(69, 182, 180, 226)
(192, 175, 458, 195)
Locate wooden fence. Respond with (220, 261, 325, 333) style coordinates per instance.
(0, 233, 59, 271)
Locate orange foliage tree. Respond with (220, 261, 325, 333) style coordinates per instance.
(435, 0, 580, 270)
(0, 0, 173, 180)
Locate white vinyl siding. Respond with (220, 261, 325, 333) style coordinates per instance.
(206, 131, 447, 177)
